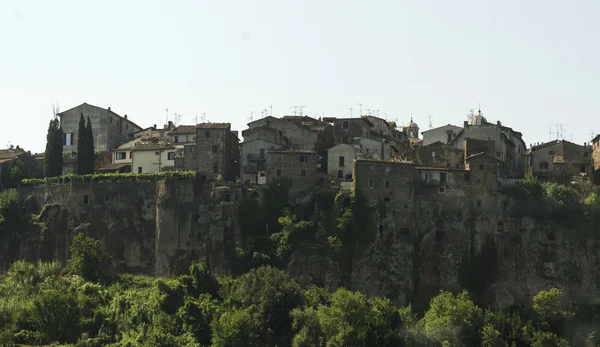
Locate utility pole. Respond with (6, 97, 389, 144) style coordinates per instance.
(428, 115, 433, 129)
(165, 108, 169, 124)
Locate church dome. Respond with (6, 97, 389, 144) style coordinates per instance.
(470, 109, 487, 125)
(405, 118, 419, 129)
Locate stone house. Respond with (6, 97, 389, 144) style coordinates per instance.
(448, 113, 526, 178)
(131, 144, 177, 173)
(421, 124, 463, 146)
(58, 103, 143, 154)
(166, 125, 196, 144)
(405, 141, 464, 169)
(192, 123, 240, 182)
(240, 138, 286, 184)
(323, 117, 373, 145)
(363, 115, 395, 136)
(266, 150, 318, 197)
(526, 140, 592, 182)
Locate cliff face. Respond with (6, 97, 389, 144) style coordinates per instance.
(6, 180, 600, 308)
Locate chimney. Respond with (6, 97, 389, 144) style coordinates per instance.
(464, 121, 468, 128)
(153, 124, 157, 129)
(497, 121, 501, 126)
(124, 114, 128, 119)
(108, 107, 111, 112)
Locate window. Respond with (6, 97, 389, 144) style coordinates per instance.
(368, 179, 374, 189)
(260, 172, 266, 177)
(168, 152, 175, 160)
(138, 167, 142, 173)
(338, 170, 343, 178)
(385, 181, 390, 189)
(213, 162, 219, 173)
(549, 151, 554, 155)
(83, 195, 89, 204)
(129, 152, 132, 159)
(540, 162, 549, 170)
(384, 197, 390, 202)
(192, 137, 195, 141)
(385, 167, 391, 175)
(477, 200, 482, 207)
(276, 169, 281, 176)
(584, 152, 589, 157)
(205, 131, 210, 137)
(174, 136, 179, 143)
(299, 156, 308, 162)
(432, 151, 436, 158)
(464, 173, 470, 182)
(115, 152, 126, 160)
(301, 169, 306, 176)
(212, 145, 218, 153)
(366, 148, 369, 153)
(438, 187, 445, 193)
(497, 222, 504, 232)
(188, 146, 194, 153)
(339, 156, 345, 167)
(260, 148, 265, 158)
(581, 165, 587, 173)
(64, 132, 73, 145)
(342, 137, 349, 144)
(440, 172, 447, 184)
(155, 151, 160, 155)
(343, 121, 349, 129)
(479, 164, 484, 170)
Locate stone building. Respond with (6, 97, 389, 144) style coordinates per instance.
(266, 150, 318, 197)
(526, 140, 592, 182)
(166, 125, 196, 144)
(240, 138, 285, 184)
(323, 117, 373, 145)
(405, 141, 464, 169)
(192, 123, 240, 182)
(58, 103, 143, 154)
(421, 124, 463, 146)
(363, 115, 395, 136)
(448, 111, 526, 178)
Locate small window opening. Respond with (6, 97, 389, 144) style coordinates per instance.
(83, 195, 89, 204)
(384, 197, 390, 202)
(476, 200, 482, 207)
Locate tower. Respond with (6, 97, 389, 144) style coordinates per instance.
(405, 117, 420, 139)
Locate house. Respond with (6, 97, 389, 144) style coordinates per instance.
(0, 147, 43, 188)
(57, 103, 143, 154)
(266, 150, 318, 197)
(421, 124, 463, 146)
(526, 140, 592, 183)
(240, 138, 286, 184)
(327, 144, 357, 181)
(447, 110, 526, 178)
(323, 117, 373, 145)
(167, 125, 196, 144)
(130, 143, 177, 174)
(191, 123, 240, 182)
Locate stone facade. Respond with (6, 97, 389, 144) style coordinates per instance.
(405, 141, 464, 169)
(193, 123, 240, 182)
(325, 117, 372, 145)
(527, 140, 592, 182)
(266, 150, 318, 196)
(327, 144, 357, 181)
(58, 103, 143, 154)
(240, 138, 285, 184)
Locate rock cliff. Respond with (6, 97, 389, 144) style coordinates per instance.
(3, 179, 598, 309)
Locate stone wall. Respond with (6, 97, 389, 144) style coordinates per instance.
(406, 141, 464, 168)
(194, 124, 239, 182)
(266, 150, 318, 196)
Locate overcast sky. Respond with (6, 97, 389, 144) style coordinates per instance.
(1, 0, 598, 153)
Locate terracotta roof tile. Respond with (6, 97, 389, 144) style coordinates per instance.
(197, 122, 230, 129)
(168, 125, 196, 134)
(0, 148, 25, 160)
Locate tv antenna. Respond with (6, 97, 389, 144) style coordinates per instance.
(467, 109, 475, 121)
(357, 103, 363, 116)
(590, 130, 596, 142)
(375, 109, 380, 118)
(262, 109, 268, 117)
(173, 113, 182, 126)
(349, 108, 353, 118)
(248, 111, 254, 122)
(428, 115, 433, 129)
(270, 104, 273, 116)
(293, 105, 306, 116)
(165, 108, 169, 124)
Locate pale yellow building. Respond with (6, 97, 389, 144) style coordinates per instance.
(131, 144, 177, 173)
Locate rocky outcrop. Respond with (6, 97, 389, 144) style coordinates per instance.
(6, 180, 600, 309)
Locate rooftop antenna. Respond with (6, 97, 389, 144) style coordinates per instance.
(262, 109, 268, 117)
(248, 111, 254, 122)
(165, 108, 169, 124)
(467, 109, 475, 121)
(270, 105, 273, 116)
(293, 105, 306, 117)
(357, 103, 363, 116)
(365, 108, 371, 116)
(549, 125, 552, 141)
(375, 110, 380, 118)
(349, 108, 353, 118)
(428, 115, 433, 129)
(590, 130, 596, 141)
(200, 113, 206, 123)
(173, 113, 182, 126)
(568, 133, 573, 141)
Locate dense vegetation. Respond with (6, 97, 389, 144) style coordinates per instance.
(21, 171, 197, 186)
(0, 235, 598, 346)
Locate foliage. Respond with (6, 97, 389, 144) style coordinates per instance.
(86, 116, 95, 172)
(65, 233, 111, 283)
(21, 170, 196, 186)
(76, 114, 95, 175)
(533, 288, 573, 320)
(44, 118, 63, 177)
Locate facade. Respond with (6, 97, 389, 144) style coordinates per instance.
(193, 123, 240, 182)
(405, 141, 464, 169)
(363, 115, 394, 136)
(448, 114, 526, 178)
(131, 144, 177, 173)
(167, 125, 196, 144)
(266, 150, 318, 196)
(421, 124, 463, 146)
(240, 138, 285, 184)
(58, 103, 143, 154)
(327, 144, 357, 181)
(527, 140, 592, 182)
(324, 117, 373, 145)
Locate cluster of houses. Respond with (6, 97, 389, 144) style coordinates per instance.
(1, 102, 599, 196)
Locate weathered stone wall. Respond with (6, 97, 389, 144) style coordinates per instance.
(406, 141, 464, 168)
(266, 150, 318, 196)
(194, 124, 239, 182)
(332, 118, 371, 145)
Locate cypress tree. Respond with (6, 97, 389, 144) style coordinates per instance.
(44, 118, 63, 177)
(76, 113, 87, 175)
(85, 116, 95, 173)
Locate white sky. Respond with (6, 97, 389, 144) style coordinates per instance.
(1, 0, 599, 153)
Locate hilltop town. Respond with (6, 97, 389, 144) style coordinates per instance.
(0, 102, 597, 194)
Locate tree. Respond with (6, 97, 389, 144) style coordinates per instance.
(43, 118, 63, 177)
(85, 116, 95, 173)
(76, 114, 88, 175)
(65, 233, 110, 282)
